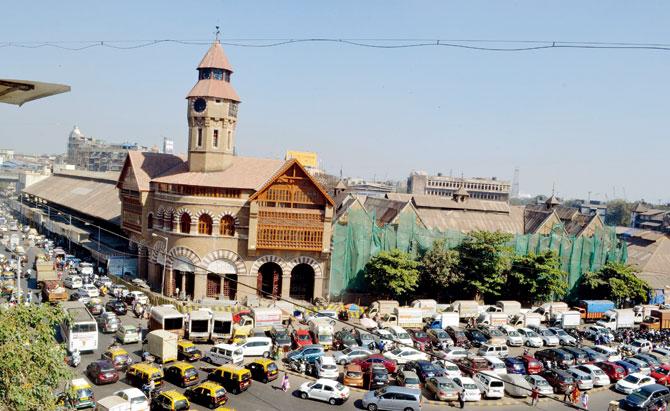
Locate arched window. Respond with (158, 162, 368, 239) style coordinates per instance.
(180, 213, 191, 234)
(198, 214, 213, 235)
(164, 212, 174, 231)
(220, 215, 235, 236)
(147, 213, 153, 229)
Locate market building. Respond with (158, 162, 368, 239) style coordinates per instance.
(116, 40, 334, 303)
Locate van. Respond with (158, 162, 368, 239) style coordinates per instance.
(207, 343, 244, 366)
(478, 343, 509, 358)
(238, 337, 273, 358)
(125, 363, 163, 388)
(361, 385, 422, 411)
(483, 356, 507, 375)
(474, 371, 505, 399)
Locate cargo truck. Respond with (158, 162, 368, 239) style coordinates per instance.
(476, 312, 508, 327)
(149, 305, 185, 337)
(145, 329, 178, 364)
(509, 312, 542, 328)
(640, 310, 670, 330)
(549, 310, 581, 329)
(211, 311, 234, 343)
(410, 299, 438, 318)
(368, 300, 400, 318)
(35, 254, 68, 302)
(634, 305, 659, 324)
(578, 300, 615, 322)
(449, 300, 480, 319)
(596, 309, 635, 330)
(532, 302, 569, 322)
(379, 307, 424, 329)
(496, 300, 522, 316)
(308, 318, 335, 350)
(426, 312, 460, 330)
(186, 309, 212, 342)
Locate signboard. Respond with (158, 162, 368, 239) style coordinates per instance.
(107, 256, 138, 277)
(285, 150, 318, 168)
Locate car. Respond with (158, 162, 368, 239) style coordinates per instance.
(534, 348, 575, 368)
(184, 381, 228, 408)
(374, 329, 395, 347)
(474, 371, 505, 399)
(343, 364, 364, 388)
(432, 360, 462, 378)
(497, 326, 524, 347)
(164, 362, 200, 388)
(97, 312, 120, 333)
(560, 346, 589, 365)
(426, 328, 453, 349)
(105, 300, 128, 315)
(445, 326, 469, 347)
(291, 328, 313, 348)
(565, 367, 594, 390)
(150, 390, 190, 411)
(615, 372, 656, 394)
(267, 325, 291, 349)
(95, 276, 113, 288)
(314, 356, 339, 380)
(298, 378, 350, 405)
(352, 354, 397, 374)
(332, 347, 372, 365)
(616, 359, 642, 376)
(517, 328, 543, 348)
(85, 298, 104, 316)
(504, 357, 526, 374)
(286, 344, 325, 365)
(383, 347, 428, 365)
(541, 369, 576, 394)
(653, 348, 670, 359)
(332, 330, 358, 350)
(79, 283, 100, 298)
(404, 360, 444, 382)
(438, 346, 469, 361)
(537, 328, 560, 347)
(626, 339, 654, 354)
(408, 329, 431, 351)
(520, 355, 544, 375)
(365, 364, 390, 389)
(425, 376, 459, 402)
(635, 353, 662, 368)
(110, 284, 129, 298)
(546, 327, 577, 346)
(362, 386, 422, 411)
(478, 327, 507, 345)
(113, 388, 149, 411)
(590, 345, 621, 362)
(63, 275, 82, 289)
(594, 361, 627, 381)
(450, 376, 482, 402)
(384, 326, 413, 347)
(583, 325, 614, 342)
(464, 329, 488, 347)
(86, 360, 119, 385)
(125, 290, 149, 305)
(575, 364, 611, 386)
(524, 374, 554, 396)
(395, 369, 421, 390)
(621, 383, 670, 411)
(483, 356, 507, 376)
(177, 340, 202, 362)
(625, 357, 652, 375)
(651, 364, 670, 385)
(353, 329, 378, 348)
(580, 346, 608, 363)
(131, 278, 151, 290)
(456, 356, 490, 377)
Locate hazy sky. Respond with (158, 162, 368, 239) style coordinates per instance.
(1, 1, 669, 202)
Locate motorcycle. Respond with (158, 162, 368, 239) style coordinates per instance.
(141, 351, 156, 363)
(69, 350, 81, 368)
(288, 358, 307, 374)
(141, 383, 161, 401)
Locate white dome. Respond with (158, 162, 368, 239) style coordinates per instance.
(69, 125, 83, 139)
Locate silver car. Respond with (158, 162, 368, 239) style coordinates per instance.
(362, 386, 422, 411)
(524, 374, 554, 396)
(98, 312, 120, 333)
(332, 347, 372, 365)
(547, 327, 577, 346)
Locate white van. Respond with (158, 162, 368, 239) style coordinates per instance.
(207, 343, 244, 366)
(237, 337, 273, 358)
(474, 371, 505, 399)
(483, 356, 507, 375)
(478, 343, 509, 358)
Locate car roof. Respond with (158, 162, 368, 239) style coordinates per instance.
(382, 385, 421, 394)
(115, 387, 145, 397)
(401, 370, 419, 377)
(315, 378, 340, 386)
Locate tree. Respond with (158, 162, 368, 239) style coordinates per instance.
(0, 304, 72, 410)
(578, 262, 650, 305)
(420, 239, 461, 298)
(606, 200, 633, 226)
(506, 251, 568, 306)
(364, 249, 420, 300)
(455, 231, 513, 300)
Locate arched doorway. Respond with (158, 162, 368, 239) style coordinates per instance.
(257, 262, 282, 298)
(206, 259, 239, 300)
(172, 256, 196, 299)
(290, 263, 315, 302)
(206, 273, 221, 297)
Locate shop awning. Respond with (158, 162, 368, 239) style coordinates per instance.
(0, 79, 70, 106)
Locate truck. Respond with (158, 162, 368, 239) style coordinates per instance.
(308, 318, 335, 350)
(496, 301, 522, 316)
(379, 307, 424, 329)
(426, 312, 460, 330)
(251, 307, 283, 330)
(634, 305, 660, 324)
(550, 310, 581, 329)
(34, 254, 68, 302)
(186, 309, 212, 343)
(533, 302, 569, 322)
(149, 305, 185, 337)
(145, 329, 178, 364)
(578, 300, 615, 322)
(596, 309, 635, 330)
(410, 299, 438, 319)
(640, 309, 670, 331)
(449, 300, 480, 319)
(368, 300, 400, 319)
(476, 312, 508, 327)
(211, 311, 233, 343)
(509, 312, 542, 328)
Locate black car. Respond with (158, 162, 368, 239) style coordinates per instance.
(333, 330, 358, 350)
(365, 364, 389, 389)
(105, 300, 127, 315)
(464, 329, 488, 347)
(534, 349, 575, 369)
(404, 360, 444, 382)
(621, 383, 670, 411)
(268, 327, 292, 349)
(560, 347, 589, 365)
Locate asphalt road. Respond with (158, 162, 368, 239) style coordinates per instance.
(1, 228, 627, 410)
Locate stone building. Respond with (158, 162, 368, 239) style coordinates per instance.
(116, 40, 334, 303)
(408, 171, 510, 202)
(67, 125, 151, 172)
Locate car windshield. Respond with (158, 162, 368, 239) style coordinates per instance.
(624, 375, 641, 384)
(463, 383, 478, 390)
(322, 364, 337, 370)
(183, 346, 197, 353)
(405, 376, 420, 384)
(77, 388, 94, 398)
(435, 331, 448, 339)
(439, 381, 455, 388)
(508, 330, 520, 337)
(535, 378, 549, 386)
(336, 383, 345, 390)
(184, 368, 198, 377)
(656, 368, 670, 376)
(445, 364, 459, 371)
(297, 334, 310, 340)
(632, 341, 644, 347)
(527, 331, 539, 337)
(489, 329, 503, 337)
(413, 331, 427, 338)
(541, 330, 553, 336)
(555, 329, 568, 336)
(396, 332, 410, 340)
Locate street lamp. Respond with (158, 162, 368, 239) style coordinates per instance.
(152, 233, 168, 296)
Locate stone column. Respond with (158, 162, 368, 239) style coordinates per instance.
(313, 276, 324, 300)
(147, 263, 158, 289)
(281, 274, 291, 299)
(164, 267, 174, 297)
(193, 270, 206, 302)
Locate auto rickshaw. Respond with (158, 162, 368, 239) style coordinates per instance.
(177, 339, 202, 362)
(102, 346, 134, 371)
(58, 378, 95, 409)
(245, 358, 279, 383)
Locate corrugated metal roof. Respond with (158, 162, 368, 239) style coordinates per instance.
(23, 173, 121, 222)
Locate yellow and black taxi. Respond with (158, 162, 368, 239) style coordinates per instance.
(177, 339, 202, 362)
(184, 381, 229, 408)
(102, 346, 133, 371)
(126, 363, 163, 388)
(56, 378, 95, 409)
(151, 390, 190, 411)
(245, 358, 279, 383)
(165, 361, 200, 387)
(208, 364, 252, 394)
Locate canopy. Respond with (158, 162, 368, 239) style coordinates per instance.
(0, 79, 70, 106)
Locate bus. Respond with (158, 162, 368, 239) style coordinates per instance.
(61, 301, 98, 353)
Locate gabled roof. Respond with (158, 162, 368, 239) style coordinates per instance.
(524, 209, 555, 234)
(545, 194, 560, 206)
(633, 202, 649, 213)
(198, 41, 233, 71)
(117, 151, 186, 192)
(248, 159, 335, 206)
(335, 180, 347, 190)
(626, 235, 670, 289)
(363, 197, 423, 227)
(454, 186, 470, 197)
(410, 194, 510, 213)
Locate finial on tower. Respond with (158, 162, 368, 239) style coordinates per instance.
(215, 26, 221, 42)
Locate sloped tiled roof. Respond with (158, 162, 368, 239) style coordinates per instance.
(120, 151, 186, 192)
(626, 235, 670, 289)
(363, 197, 410, 226)
(411, 194, 510, 213)
(417, 206, 525, 234)
(524, 209, 554, 234)
(198, 41, 233, 71)
(186, 79, 240, 101)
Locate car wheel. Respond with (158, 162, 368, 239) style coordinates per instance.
(403, 408, 414, 411)
(300, 392, 308, 399)
(232, 387, 239, 394)
(339, 359, 347, 366)
(263, 351, 270, 358)
(262, 377, 268, 384)
(329, 398, 337, 405)
(367, 404, 378, 411)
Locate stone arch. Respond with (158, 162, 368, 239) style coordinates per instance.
(250, 255, 288, 276)
(286, 256, 323, 278)
(175, 207, 191, 219)
(156, 206, 165, 218)
(192, 208, 212, 219)
(215, 211, 241, 226)
(166, 246, 201, 268)
(202, 249, 247, 275)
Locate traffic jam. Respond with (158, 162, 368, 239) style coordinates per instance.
(4, 208, 670, 411)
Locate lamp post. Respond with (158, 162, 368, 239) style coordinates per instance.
(152, 233, 168, 296)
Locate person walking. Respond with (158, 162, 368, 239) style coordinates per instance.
(281, 372, 290, 392)
(581, 391, 589, 410)
(571, 386, 580, 405)
(530, 387, 540, 406)
(458, 390, 465, 409)
(563, 386, 572, 403)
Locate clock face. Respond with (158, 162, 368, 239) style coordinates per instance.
(193, 98, 207, 113)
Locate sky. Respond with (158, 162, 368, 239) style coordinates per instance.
(1, 1, 669, 202)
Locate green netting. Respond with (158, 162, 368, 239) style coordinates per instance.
(329, 208, 627, 298)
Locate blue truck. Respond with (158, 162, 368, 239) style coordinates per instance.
(578, 300, 615, 321)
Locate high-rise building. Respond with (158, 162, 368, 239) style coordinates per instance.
(162, 137, 174, 154)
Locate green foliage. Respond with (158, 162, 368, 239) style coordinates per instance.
(364, 249, 420, 300)
(506, 251, 568, 305)
(0, 304, 72, 410)
(455, 231, 513, 300)
(420, 239, 461, 297)
(606, 200, 633, 226)
(579, 262, 650, 304)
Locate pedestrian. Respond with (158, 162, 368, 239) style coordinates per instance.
(580, 391, 589, 410)
(281, 372, 290, 392)
(175, 287, 180, 300)
(571, 386, 580, 405)
(563, 386, 572, 403)
(530, 387, 540, 406)
(458, 390, 465, 409)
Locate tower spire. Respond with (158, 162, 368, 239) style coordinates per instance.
(215, 25, 221, 41)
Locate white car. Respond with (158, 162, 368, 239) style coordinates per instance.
(63, 275, 83, 289)
(384, 326, 414, 347)
(517, 328, 543, 348)
(626, 339, 654, 354)
(439, 347, 469, 361)
(79, 284, 100, 298)
(566, 367, 594, 390)
(110, 284, 129, 298)
(584, 325, 614, 341)
(314, 356, 340, 380)
(434, 360, 462, 378)
(538, 329, 560, 347)
(374, 329, 395, 346)
(450, 377, 482, 402)
(114, 387, 149, 411)
(615, 373, 656, 394)
(497, 326, 524, 347)
(591, 345, 622, 362)
(126, 291, 148, 305)
(299, 378, 350, 405)
(524, 374, 554, 396)
(575, 364, 611, 386)
(383, 347, 428, 365)
(547, 327, 577, 346)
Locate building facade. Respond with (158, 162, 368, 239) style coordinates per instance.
(408, 172, 510, 202)
(117, 41, 334, 303)
(67, 125, 152, 172)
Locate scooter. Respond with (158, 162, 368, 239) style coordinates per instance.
(69, 350, 81, 368)
(288, 358, 307, 374)
(141, 383, 161, 401)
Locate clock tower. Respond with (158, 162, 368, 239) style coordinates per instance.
(186, 40, 240, 172)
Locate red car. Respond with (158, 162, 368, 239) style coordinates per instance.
(594, 361, 626, 382)
(456, 356, 490, 377)
(86, 360, 119, 385)
(291, 329, 313, 348)
(408, 329, 431, 351)
(520, 355, 544, 375)
(651, 364, 670, 385)
(352, 354, 397, 374)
